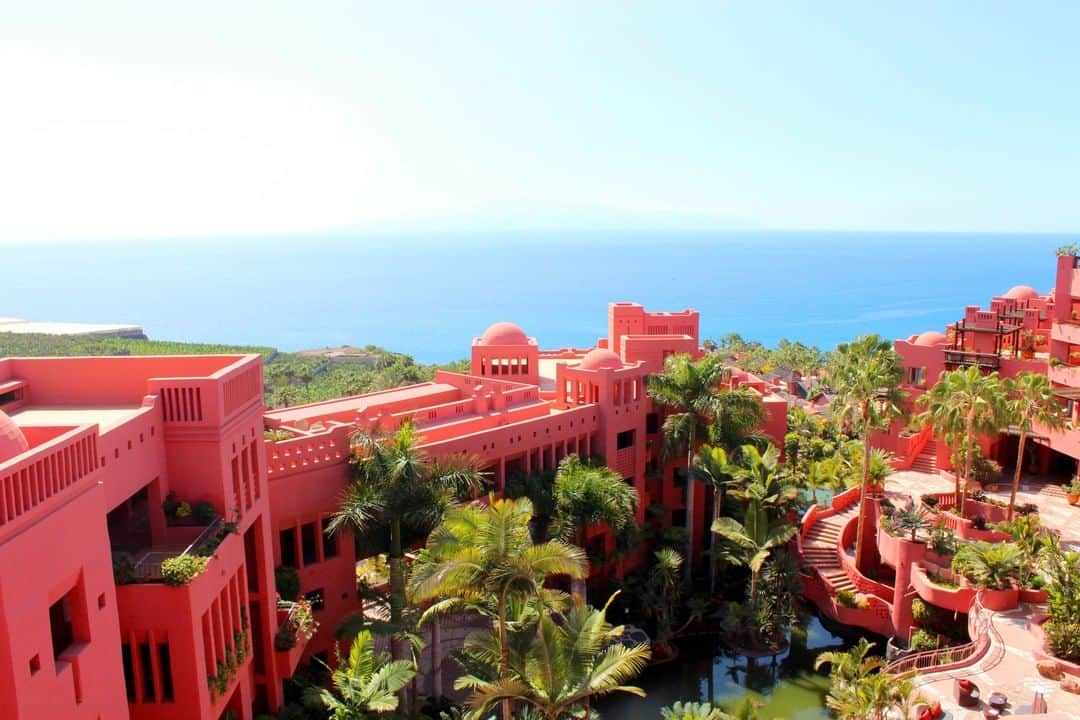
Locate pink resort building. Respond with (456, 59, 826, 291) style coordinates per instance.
(799, 253, 1080, 717)
(0, 302, 789, 720)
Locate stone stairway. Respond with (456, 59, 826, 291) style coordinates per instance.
(910, 439, 938, 474)
(802, 505, 860, 595)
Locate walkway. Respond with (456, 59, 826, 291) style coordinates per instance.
(916, 604, 1080, 719)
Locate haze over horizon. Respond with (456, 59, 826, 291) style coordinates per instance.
(2, 2, 1079, 243)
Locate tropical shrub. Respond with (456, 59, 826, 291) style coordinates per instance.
(161, 554, 209, 586)
(1044, 620, 1080, 663)
(952, 542, 1021, 590)
(909, 629, 938, 652)
(921, 494, 939, 509)
(929, 522, 957, 556)
(275, 565, 301, 602)
(835, 589, 858, 608)
(1017, 502, 1039, 516)
(264, 428, 294, 442)
(192, 501, 218, 525)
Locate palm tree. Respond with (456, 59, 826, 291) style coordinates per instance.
(889, 505, 931, 542)
(455, 597, 650, 720)
(408, 497, 587, 720)
(1004, 372, 1068, 519)
(327, 421, 482, 665)
(828, 335, 905, 571)
(550, 454, 639, 600)
(814, 637, 920, 720)
(692, 443, 740, 591)
(305, 629, 416, 718)
(711, 495, 797, 601)
(918, 366, 1008, 516)
(661, 699, 770, 720)
(648, 353, 729, 566)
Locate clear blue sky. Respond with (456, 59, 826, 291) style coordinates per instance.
(2, 1, 1078, 241)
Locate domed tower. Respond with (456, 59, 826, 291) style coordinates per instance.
(471, 321, 539, 386)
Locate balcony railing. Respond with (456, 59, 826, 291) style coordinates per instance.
(130, 519, 224, 581)
(944, 350, 1000, 369)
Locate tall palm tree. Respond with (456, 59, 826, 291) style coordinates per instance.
(649, 354, 765, 569)
(693, 443, 741, 591)
(326, 421, 482, 663)
(828, 335, 905, 571)
(1004, 372, 1068, 519)
(649, 354, 729, 566)
(305, 629, 416, 718)
(408, 497, 587, 720)
(918, 366, 1008, 516)
(455, 596, 650, 720)
(711, 495, 797, 601)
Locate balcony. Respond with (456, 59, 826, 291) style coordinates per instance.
(1050, 364, 1080, 388)
(274, 602, 315, 677)
(944, 350, 1000, 369)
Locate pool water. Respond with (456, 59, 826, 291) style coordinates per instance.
(597, 615, 863, 719)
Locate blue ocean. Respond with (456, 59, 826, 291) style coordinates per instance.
(1, 231, 1072, 363)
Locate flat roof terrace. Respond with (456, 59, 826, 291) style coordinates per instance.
(9, 405, 144, 433)
(265, 382, 461, 426)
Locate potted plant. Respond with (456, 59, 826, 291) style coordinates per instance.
(1020, 331, 1036, 359)
(1065, 478, 1080, 505)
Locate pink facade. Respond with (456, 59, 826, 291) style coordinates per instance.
(879, 257, 1080, 474)
(0, 301, 789, 718)
(264, 302, 789, 659)
(0, 355, 289, 720)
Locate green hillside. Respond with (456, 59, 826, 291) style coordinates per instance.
(0, 334, 468, 409)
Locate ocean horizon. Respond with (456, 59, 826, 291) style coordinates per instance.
(2, 230, 1073, 363)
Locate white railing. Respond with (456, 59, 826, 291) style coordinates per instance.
(884, 592, 1000, 682)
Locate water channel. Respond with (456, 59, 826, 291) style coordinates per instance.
(597, 613, 873, 719)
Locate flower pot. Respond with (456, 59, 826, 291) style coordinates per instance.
(1019, 587, 1049, 604)
(1067, 493, 1080, 506)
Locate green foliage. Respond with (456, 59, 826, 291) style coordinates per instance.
(1044, 620, 1080, 662)
(305, 630, 416, 718)
(928, 521, 957, 556)
(835, 589, 858, 608)
(908, 629, 938, 652)
(1057, 242, 1079, 257)
(275, 565, 301, 602)
(161, 554, 208, 586)
(709, 333, 829, 375)
(264, 428, 295, 442)
(952, 541, 1022, 590)
(0, 332, 467, 409)
(453, 598, 650, 720)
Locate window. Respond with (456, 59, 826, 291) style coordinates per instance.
(321, 518, 339, 558)
(646, 413, 659, 434)
(158, 643, 174, 702)
(672, 509, 687, 528)
(0, 388, 20, 405)
(305, 589, 325, 611)
(139, 642, 155, 701)
(907, 367, 926, 386)
(673, 466, 688, 488)
(616, 430, 634, 450)
(301, 522, 318, 566)
(279, 527, 297, 568)
(121, 644, 135, 701)
(49, 595, 75, 660)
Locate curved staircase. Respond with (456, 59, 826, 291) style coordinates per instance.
(802, 505, 859, 595)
